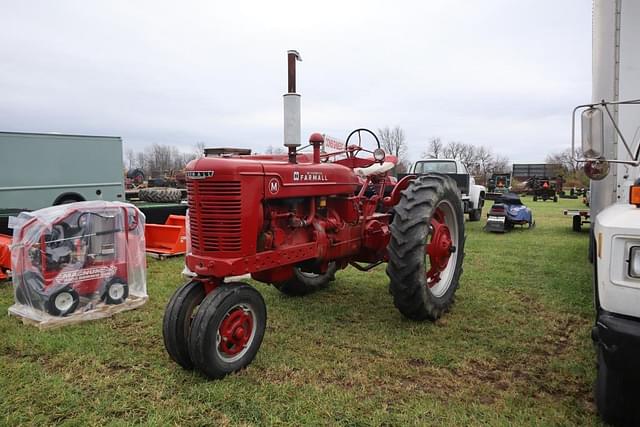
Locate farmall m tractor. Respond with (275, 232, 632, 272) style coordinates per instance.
(163, 51, 465, 379)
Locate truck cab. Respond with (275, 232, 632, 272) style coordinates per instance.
(409, 159, 486, 221)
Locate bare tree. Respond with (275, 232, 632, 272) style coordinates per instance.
(546, 148, 582, 174)
(265, 145, 286, 154)
(125, 148, 135, 170)
(420, 136, 511, 182)
(423, 137, 443, 159)
(142, 144, 185, 176)
(377, 126, 409, 173)
(193, 141, 206, 158)
(491, 155, 510, 174)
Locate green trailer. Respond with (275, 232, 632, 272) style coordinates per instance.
(0, 131, 126, 211)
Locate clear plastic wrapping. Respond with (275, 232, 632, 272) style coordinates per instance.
(8, 201, 147, 328)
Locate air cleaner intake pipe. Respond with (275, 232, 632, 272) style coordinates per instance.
(284, 50, 302, 163)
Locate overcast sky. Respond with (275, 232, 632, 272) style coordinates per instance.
(0, 0, 592, 163)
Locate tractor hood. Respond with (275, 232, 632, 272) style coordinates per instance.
(186, 156, 360, 199)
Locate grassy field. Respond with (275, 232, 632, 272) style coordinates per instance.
(0, 196, 600, 426)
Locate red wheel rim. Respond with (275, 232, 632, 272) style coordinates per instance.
(425, 207, 453, 288)
(217, 305, 254, 358)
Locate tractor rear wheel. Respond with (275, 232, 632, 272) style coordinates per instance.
(188, 284, 266, 379)
(139, 187, 182, 203)
(163, 280, 206, 369)
(387, 175, 465, 321)
(273, 262, 337, 296)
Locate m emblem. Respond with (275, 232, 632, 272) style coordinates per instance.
(268, 178, 280, 194)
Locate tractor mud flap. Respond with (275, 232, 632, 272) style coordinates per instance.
(485, 216, 506, 233)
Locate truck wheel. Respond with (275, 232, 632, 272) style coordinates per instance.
(468, 206, 482, 222)
(188, 284, 266, 379)
(103, 277, 129, 305)
(45, 288, 79, 316)
(596, 346, 636, 425)
(572, 215, 582, 232)
(273, 262, 337, 296)
(139, 187, 182, 203)
(387, 175, 465, 321)
(163, 280, 206, 369)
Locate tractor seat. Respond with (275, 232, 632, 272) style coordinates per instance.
(354, 161, 395, 177)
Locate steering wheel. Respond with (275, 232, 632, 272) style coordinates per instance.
(344, 128, 382, 159)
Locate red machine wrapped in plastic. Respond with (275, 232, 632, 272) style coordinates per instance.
(9, 201, 147, 324)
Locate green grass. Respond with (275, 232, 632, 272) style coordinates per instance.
(0, 196, 600, 426)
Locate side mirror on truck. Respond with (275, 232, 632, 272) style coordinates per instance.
(581, 107, 604, 158)
(581, 107, 610, 180)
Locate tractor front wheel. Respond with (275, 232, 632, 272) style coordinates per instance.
(273, 262, 337, 296)
(188, 284, 266, 379)
(387, 175, 465, 321)
(163, 280, 206, 369)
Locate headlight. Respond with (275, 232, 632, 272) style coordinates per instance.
(628, 246, 640, 278)
(373, 148, 385, 162)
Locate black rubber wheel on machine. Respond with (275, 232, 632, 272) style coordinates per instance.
(595, 346, 638, 425)
(468, 205, 482, 222)
(103, 277, 129, 305)
(572, 215, 582, 232)
(45, 287, 80, 316)
(386, 174, 465, 321)
(533, 195, 538, 202)
(163, 280, 206, 369)
(188, 284, 266, 379)
(14, 282, 29, 305)
(139, 187, 182, 203)
(553, 195, 558, 202)
(273, 262, 337, 296)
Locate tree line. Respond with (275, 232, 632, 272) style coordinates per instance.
(124, 128, 584, 185)
(124, 142, 204, 177)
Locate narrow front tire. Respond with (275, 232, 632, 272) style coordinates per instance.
(188, 284, 266, 379)
(163, 280, 206, 369)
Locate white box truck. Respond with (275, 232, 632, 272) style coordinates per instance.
(574, 1, 640, 424)
(0, 132, 125, 211)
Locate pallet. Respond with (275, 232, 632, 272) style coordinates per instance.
(8, 294, 148, 330)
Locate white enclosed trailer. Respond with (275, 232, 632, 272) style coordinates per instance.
(0, 132, 125, 211)
(576, 1, 640, 424)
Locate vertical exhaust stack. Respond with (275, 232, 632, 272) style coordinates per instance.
(284, 50, 302, 163)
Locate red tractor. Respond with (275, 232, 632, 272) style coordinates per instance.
(163, 51, 466, 379)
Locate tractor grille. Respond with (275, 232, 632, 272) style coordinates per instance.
(187, 181, 242, 252)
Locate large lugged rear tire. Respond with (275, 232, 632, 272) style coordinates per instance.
(273, 262, 337, 296)
(163, 280, 206, 369)
(387, 174, 465, 321)
(139, 187, 182, 203)
(188, 284, 266, 379)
